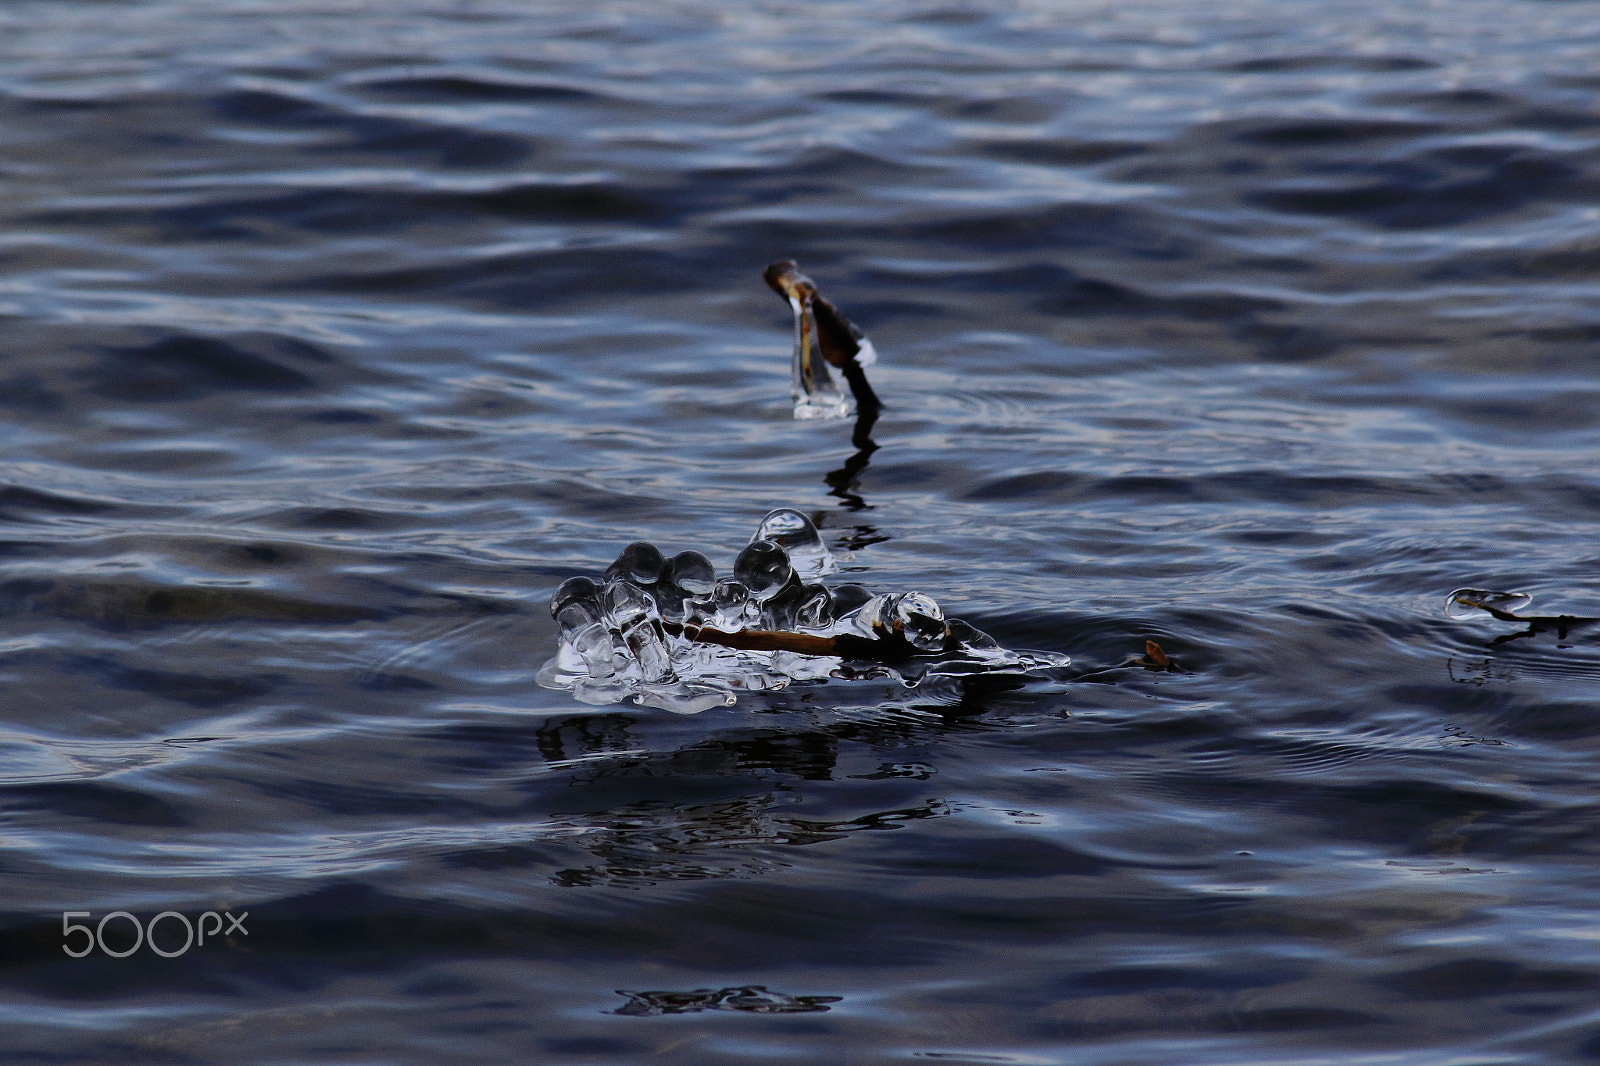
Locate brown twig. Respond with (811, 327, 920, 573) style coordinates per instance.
(661, 620, 912, 661)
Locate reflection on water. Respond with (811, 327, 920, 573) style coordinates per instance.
(4, 0, 1600, 1063)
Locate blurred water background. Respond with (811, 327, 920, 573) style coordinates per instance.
(3, 0, 1600, 1062)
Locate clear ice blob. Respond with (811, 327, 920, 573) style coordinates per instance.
(658, 551, 717, 624)
(682, 591, 714, 628)
(945, 618, 1003, 659)
(551, 576, 603, 634)
(556, 599, 602, 635)
(795, 584, 833, 631)
(757, 576, 807, 632)
(894, 592, 948, 652)
(663, 550, 716, 594)
(842, 592, 947, 651)
(633, 680, 738, 715)
(625, 624, 675, 684)
(655, 594, 686, 626)
(572, 676, 631, 706)
(787, 297, 850, 420)
(734, 540, 794, 602)
(538, 618, 623, 693)
(750, 509, 836, 579)
(829, 583, 872, 618)
(602, 580, 655, 629)
(711, 579, 752, 631)
(551, 576, 599, 616)
(604, 542, 664, 585)
(1445, 588, 1533, 620)
(573, 622, 618, 678)
(839, 593, 891, 639)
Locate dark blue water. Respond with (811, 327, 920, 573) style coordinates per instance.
(4, 1, 1600, 1062)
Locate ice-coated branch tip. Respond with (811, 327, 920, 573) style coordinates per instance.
(764, 260, 880, 419)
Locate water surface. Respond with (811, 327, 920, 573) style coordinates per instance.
(3, 1, 1600, 1062)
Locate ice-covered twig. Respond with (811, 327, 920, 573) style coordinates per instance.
(537, 509, 1069, 712)
(763, 260, 880, 419)
(1444, 587, 1598, 645)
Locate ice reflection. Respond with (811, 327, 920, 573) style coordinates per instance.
(537, 509, 1070, 713)
(612, 985, 841, 1015)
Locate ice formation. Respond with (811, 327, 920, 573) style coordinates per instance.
(763, 260, 879, 420)
(1444, 588, 1534, 620)
(537, 508, 1071, 713)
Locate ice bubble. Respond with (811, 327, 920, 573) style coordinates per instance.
(895, 592, 949, 652)
(829, 583, 872, 617)
(751, 508, 836, 580)
(712, 579, 752, 631)
(605, 542, 664, 585)
(663, 550, 716, 594)
(734, 540, 794, 602)
(795, 585, 833, 631)
(551, 576, 599, 616)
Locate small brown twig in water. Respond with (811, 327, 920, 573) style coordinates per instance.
(1131, 639, 1180, 671)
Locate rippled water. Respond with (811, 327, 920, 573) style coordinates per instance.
(4, 0, 1600, 1062)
